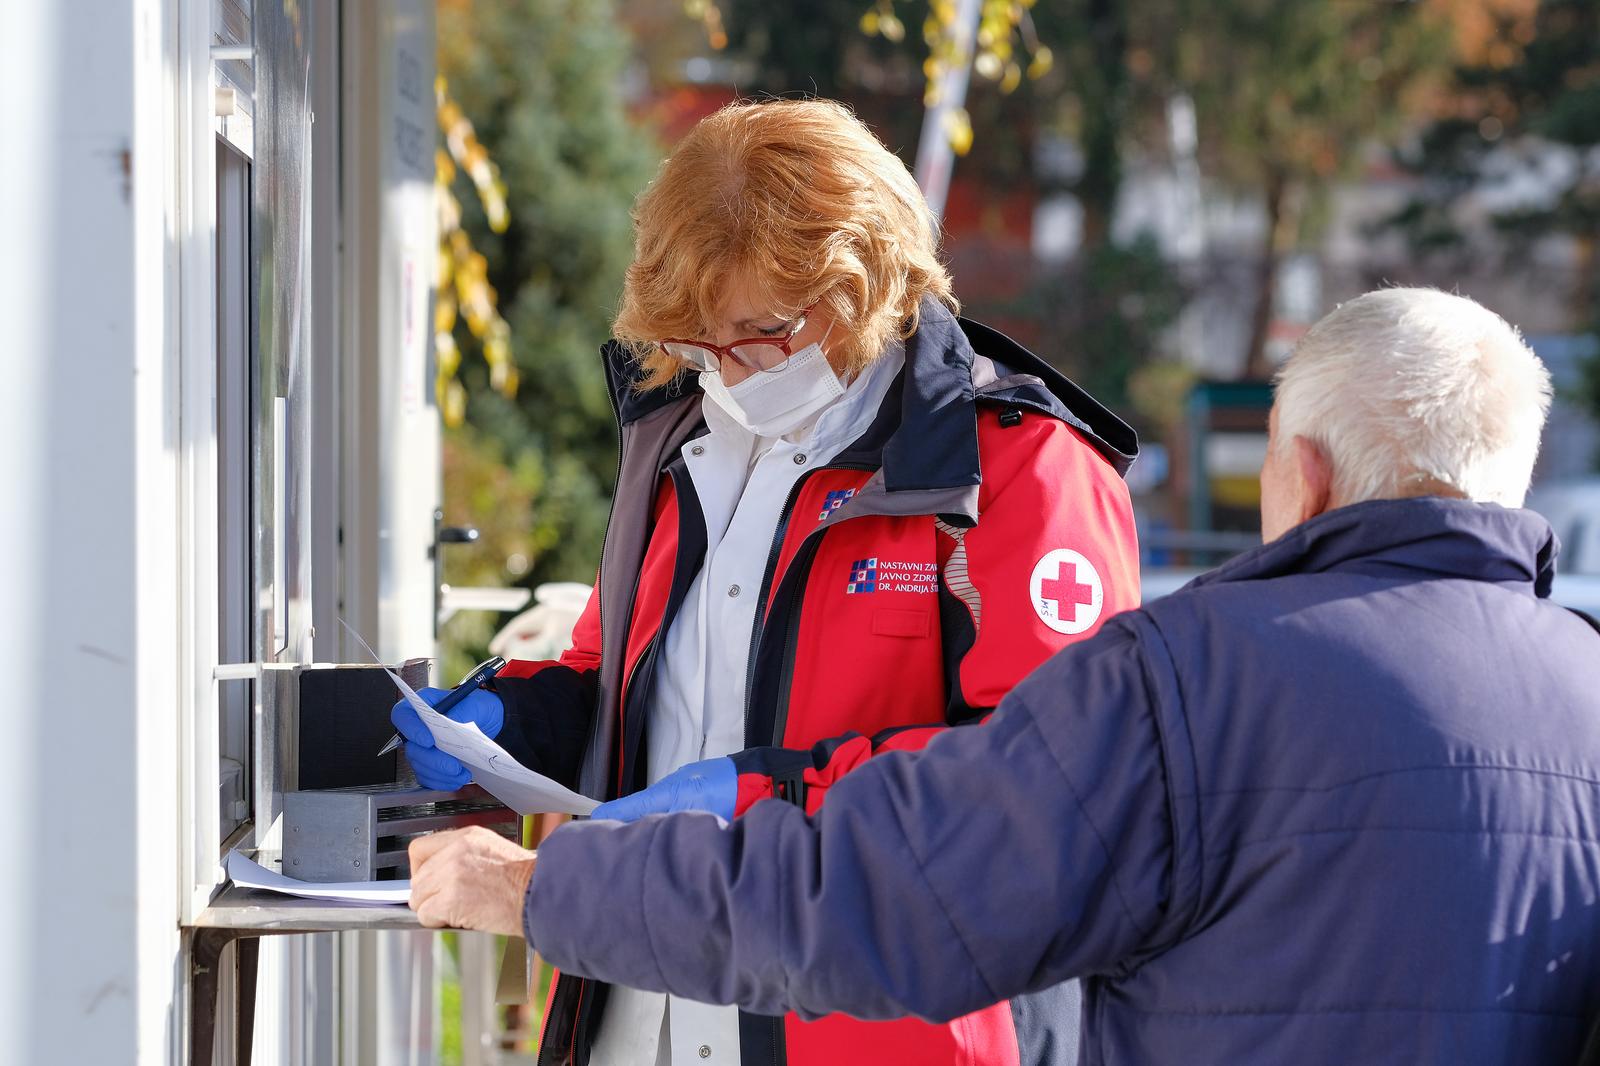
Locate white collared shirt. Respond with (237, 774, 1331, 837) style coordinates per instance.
(588, 345, 905, 1066)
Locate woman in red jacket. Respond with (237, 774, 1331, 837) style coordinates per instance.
(394, 98, 1140, 1066)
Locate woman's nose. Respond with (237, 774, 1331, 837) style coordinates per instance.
(718, 359, 757, 387)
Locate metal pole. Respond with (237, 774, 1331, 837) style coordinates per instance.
(912, 0, 984, 224)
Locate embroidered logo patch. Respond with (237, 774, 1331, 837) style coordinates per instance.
(819, 488, 858, 521)
(845, 557, 937, 595)
(1029, 549, 1104, 634)
(845, 557, 878, 594)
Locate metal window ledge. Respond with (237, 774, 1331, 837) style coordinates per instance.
(187, 889, 422, 1065)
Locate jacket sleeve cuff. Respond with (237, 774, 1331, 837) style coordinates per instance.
(524, 819, 666, 990)
(489, 664, 596, 790)
(729, 746, 816, 815)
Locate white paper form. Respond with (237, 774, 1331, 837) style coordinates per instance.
(227, 850, 412, 905)
(340, 619, 599, 817)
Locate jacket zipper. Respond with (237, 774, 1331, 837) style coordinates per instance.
(763, 538, 825, 748)
(742, 471, 820, 731)
(742, 463, 874, 744)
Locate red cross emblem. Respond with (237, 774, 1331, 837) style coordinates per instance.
(1040, 564, 1096, 616)
(1029, 549, 1103, 634)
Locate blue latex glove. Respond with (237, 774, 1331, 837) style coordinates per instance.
(591, 757, 737, 823)
(390, 686, 506, 792)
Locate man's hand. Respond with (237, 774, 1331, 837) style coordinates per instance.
(591, 757, 737, 823)
(408, 826, 535, 937)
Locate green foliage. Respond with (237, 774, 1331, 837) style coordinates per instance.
(439, 931, 463, 1065)
(1390, 0, 1600, 432)
(1176, 0, 1454, 375)
(436, 0, 660, 621)
(1392, 1, 1600, 255)
(1025, 1, 1149, 249)
(720, 0, 875, 100)
(1024, 235, 1188, 430)
(1177, 1, 1450, 187)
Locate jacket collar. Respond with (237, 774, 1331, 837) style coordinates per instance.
(601, 297, 1140, 492)
(1188, 496, 1559, 598)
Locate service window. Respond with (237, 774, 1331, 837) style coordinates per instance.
(216, 135, 254, 844)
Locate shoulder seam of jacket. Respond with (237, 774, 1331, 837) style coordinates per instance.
(1126, 610, 1205, 953)
(1017, 691, 1149, 931)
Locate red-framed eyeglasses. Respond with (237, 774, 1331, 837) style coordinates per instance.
(660, 303, 819, 374)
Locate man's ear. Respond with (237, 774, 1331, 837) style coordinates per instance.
(1292, 435, 1334, 524)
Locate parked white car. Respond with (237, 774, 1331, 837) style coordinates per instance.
(1527, 479, 1600, 616)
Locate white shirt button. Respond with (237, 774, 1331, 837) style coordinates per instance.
(690, 445, 705, 456)
(698, 1047, 712, 1060)
(793, 452, 807, 465)
(727, 584, 741, 597)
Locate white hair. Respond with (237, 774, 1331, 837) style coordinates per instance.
(1274, 288, 1553, 508)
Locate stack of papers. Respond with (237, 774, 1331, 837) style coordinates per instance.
(226, 850, 411, 905)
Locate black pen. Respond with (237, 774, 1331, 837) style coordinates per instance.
(378, 656, 508, 756)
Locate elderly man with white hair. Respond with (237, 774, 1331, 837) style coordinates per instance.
(411, 289, 1600, 1065)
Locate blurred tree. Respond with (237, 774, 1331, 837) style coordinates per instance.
(1170, 0, 1455, 377)
(702, 1, 1183, 419)
(1389, 0, 1600, 428)
(1026, 235, 1189, 427)
(717, 0, 868, 98)
(699, 2, 1051, 161)
(1024, 0, 1152, 256)
(435, 0, 660, 669)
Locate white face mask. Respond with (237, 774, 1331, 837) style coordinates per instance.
(699, 339, 845, 438)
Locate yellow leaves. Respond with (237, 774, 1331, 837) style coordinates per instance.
(436, 180, 462, 236)
(436, 288, 458, 336)
(684, 0, 728, 51)
(450, 232, 499, 340)
(943, 107, 974, 156)
(861, 1, 905, 42)
(437, 329, 461, 379)
(1000, 61, 1022, 94)
(902, 0, 1053, 111)
(1027, 44, 1053, 80)
(435, 77, 516, 429)
(440, 376, 468, 429)
(437, 244, 456, 292)
(482, 177, 510, 235)
(439, 76, 510, 235)
(485, 319, 514, 393)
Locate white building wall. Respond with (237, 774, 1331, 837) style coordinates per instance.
(0, 1, 186, 1063)
(4, 0, 450, 1060)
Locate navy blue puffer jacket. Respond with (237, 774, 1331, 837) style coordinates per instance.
(528, 497, 1600, 1065)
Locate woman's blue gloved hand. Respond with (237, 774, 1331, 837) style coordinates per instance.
(390, 686, 506, 792)
(590, 757, 737, 823)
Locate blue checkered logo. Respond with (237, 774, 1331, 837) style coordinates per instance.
(819, 488, 858, 521)
(845, 557, 879, 594)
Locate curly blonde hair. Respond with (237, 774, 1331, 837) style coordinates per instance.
(614, 98, 957, 389)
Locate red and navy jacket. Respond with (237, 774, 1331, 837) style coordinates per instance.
(490, 298, 1141, 1066)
